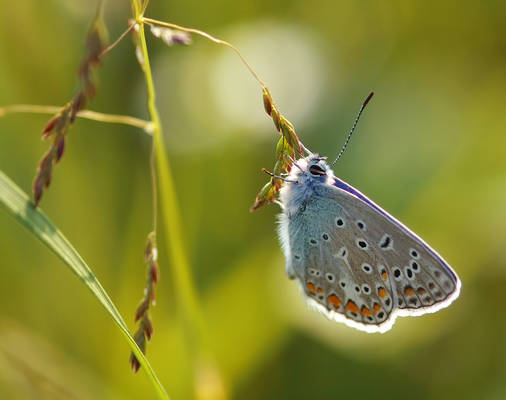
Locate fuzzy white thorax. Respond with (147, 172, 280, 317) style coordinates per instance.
(279, 156, 335, 217)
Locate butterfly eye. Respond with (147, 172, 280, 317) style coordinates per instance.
(309, 164, 326, 176)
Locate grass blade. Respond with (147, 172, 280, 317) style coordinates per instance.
(0, 170, 169, 400)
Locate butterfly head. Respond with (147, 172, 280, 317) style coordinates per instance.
(289, 154, 335, 185)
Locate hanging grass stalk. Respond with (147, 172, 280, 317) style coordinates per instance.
(33, 5, 107, 207)
(250, 87, 304, 211)
(130, 232, 160, 372)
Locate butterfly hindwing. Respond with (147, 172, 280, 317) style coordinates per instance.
(283, 192, 395, 332)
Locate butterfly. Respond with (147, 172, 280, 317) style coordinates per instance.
(276, 94, 461, 333)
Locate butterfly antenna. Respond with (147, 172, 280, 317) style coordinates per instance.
(332, 91, 374, 166)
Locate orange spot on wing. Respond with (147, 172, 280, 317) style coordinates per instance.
(317, 287, 323, 294)
(373, 303, 381, 315)
(417, 288, 426, 295)
(307, 283, 316, 293)
(327, 295, 341, 309)
(345, 300, 360, 314)
(361, 306, 372, 316)
(381, 271, 388, 280)
(378, 287, 387, 299)
(404, 286, 415, 296)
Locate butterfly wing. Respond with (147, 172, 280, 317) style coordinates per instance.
(327, 178, 460, 311)
(279, 191, 397, 333)
(279, 178, 460, 333)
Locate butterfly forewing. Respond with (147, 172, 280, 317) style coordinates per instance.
(314, 183, 460, 316)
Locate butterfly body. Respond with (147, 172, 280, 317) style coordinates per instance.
(278, 154, 461, 333)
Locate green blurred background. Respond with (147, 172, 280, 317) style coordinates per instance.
(1, 1, 505, 399)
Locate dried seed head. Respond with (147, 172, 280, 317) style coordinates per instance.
(42, 103, 71, 140)
(271, 108, 281, 132)
(130, 231, 160, 371)
(33, 177, 43, 207)
(250, 182, 277, 212)
(130, 19, 139, 33)
(86, 6, 107, 65)
(135, 299, 149, 322)
(55, 137, 65, 163)
(130, 354, 141, 373)
(252, 87, 306, 211)
(42, 116, 60, 137)
(71, 93, 86, 123)
(142, 315, 153, 340)
(130, 328, 146, 373)
(87, 30, 103, 65)
(135, 45, 145, 69)
(150, 25, 192, 46)
(32, 4, 104, 207)
(133, 328, 146, 349)
(40, 153, 53, 188)
(144, 231, 157, 261)
(150, 260, 159, 284)
(262, 88, 273, 116)
(171, 31, 192, 45)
